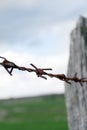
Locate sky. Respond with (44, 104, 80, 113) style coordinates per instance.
(0, 0, 87, 99)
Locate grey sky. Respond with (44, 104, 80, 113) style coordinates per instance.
(0, 0, 86, 43)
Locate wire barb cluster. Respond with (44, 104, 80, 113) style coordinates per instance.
(0, 56, 87, 86)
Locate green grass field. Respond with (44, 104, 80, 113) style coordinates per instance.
(0, 94, 68, 130)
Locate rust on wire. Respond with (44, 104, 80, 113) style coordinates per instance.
(0, 56, 27, 75)
(0, 56, 87, 86)
(30, 63, 52, 80)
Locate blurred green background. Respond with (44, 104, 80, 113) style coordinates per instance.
(0, 94, 68, 130)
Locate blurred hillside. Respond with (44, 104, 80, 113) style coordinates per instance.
(0, 94, 68, 130)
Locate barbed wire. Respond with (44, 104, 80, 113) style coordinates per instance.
(0, 56, 87, 86)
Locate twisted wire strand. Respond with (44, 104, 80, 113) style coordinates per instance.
(0, 56, 87, 86)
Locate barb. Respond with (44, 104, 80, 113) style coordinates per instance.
(0, 56, 26, 75)
(65, 73, 83, 86)
(0, 56, 7, 60)
(30, 63, 52, 80)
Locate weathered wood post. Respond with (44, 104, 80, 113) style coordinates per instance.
(65, 16, 87, 130)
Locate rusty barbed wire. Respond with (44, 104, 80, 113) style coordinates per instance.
(47, 72, 87, 86)
(0, 56, 87, 86)
(47, 73, 71, 84)
(0, 56, 26, 75)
